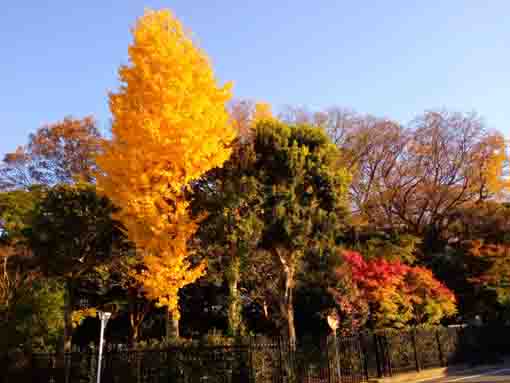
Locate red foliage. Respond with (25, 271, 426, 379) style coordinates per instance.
(334, 250, 456, 328)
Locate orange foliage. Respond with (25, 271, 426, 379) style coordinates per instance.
(1, 116, 100, 189)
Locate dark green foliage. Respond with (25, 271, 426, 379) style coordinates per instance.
(26, 184, 127, 279)
(192, 121, 351, 341)
(23, 184, 129, 351)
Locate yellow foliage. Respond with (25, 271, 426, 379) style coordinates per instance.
(96, 9, 236, 315)
(480, 134, 510, 197)
(72, 308, 97, 328)
(253, 102, 275, 124)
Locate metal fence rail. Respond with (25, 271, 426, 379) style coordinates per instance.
(5, 326, 510, 383)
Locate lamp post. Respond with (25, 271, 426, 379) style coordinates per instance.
(327, 312, 342, 383)
(96, 311, 112, 383)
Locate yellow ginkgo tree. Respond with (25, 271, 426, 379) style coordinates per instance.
(96, 9, 236, 338)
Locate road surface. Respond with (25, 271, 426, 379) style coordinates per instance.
(421, 368, 510, 383)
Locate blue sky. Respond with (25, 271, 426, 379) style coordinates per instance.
(1, 1, 509, 157)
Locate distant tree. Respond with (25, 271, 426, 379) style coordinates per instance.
(436, 201, 510, 323)
(0, 116, 101, 190)
(323, 110, 508, 245)
(229, 99, 256, 142)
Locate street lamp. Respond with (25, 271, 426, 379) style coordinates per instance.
(96, 311, 112, 383)
(327, 312, 342, 383)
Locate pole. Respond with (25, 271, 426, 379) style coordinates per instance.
(96, 312, 111, 383)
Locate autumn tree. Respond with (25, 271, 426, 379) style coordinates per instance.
(321, 110, 508, 246)
(435, 201, 510, 323)
(462, 241, 510, 313)
(0, 116, 101, 190)
(331, 251, 456, 330)
(95, 9, 236, 339)
(228, 99, 255, 142)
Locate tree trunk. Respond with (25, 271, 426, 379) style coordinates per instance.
(278, 254, 296, 349)
(130, 315, 141, 345)
(227, 255, 242, 336)
(62, 279, 74, 353)
(129, 301, 150, 345)
(166, 310, 179, 340)
(61, 279, 75, 383)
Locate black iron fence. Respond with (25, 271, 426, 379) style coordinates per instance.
(362, 325, 510, 378)
(5, 326, 510, 383)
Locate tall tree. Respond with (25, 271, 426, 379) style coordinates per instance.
(192, 138, 262, 336)
(0, 116, 101, 190)
(194, 121, 351, 343)
(96, 9, 236, 339)
(256, 121, 351, 345)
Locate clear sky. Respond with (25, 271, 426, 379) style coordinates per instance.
(1, 1, 509, 158)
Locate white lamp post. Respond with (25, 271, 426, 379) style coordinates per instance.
(327, 312, 342, 383)
(96, 311, 112, 383)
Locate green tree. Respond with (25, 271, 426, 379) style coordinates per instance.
(25, 184, 127, 352)
(192, 138, 263, 336)
(255, 121, 350, 345)
(12, 279, 65, 352)
(194, 121, 351, 344)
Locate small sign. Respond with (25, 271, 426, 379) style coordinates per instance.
(327, 312, 339, 331)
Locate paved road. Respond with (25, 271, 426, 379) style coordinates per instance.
(423, 368, 510, 383)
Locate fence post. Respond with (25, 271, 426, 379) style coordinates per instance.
(373, 333, 382, 378)
(136, 352, 142, 383)
(166, 347, 177, 383)
(248, 338, 255, 383)
(383, 332, 393, 377)
(360, 334, 369, 381)
(325, 337, 332, 383)
(436, 329, 445, 367)
(412, 328, 421, 372)
(89, 349, 97, 383)
(334, 334, 342, 383)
